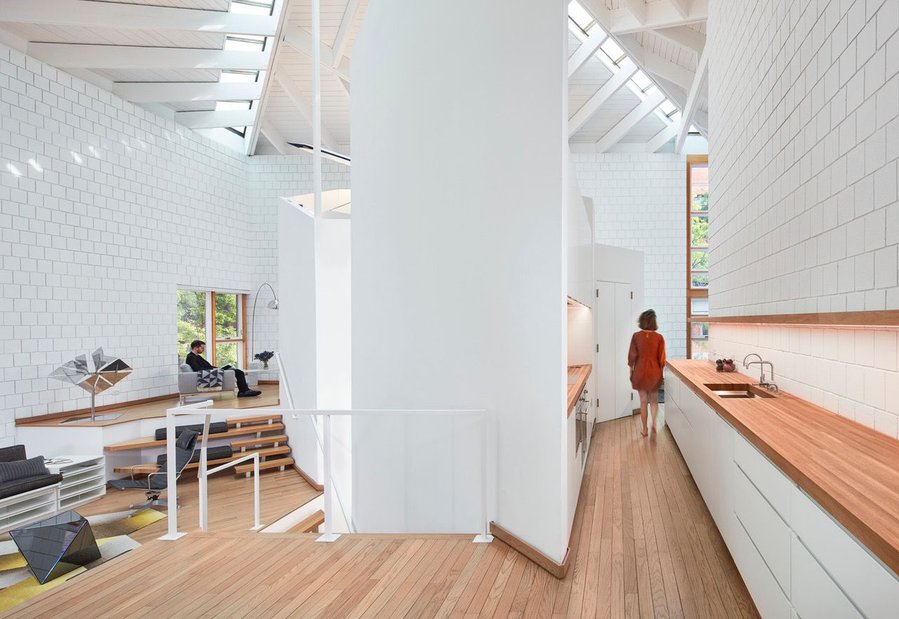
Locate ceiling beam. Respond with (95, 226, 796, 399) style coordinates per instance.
(607, 0, 708, 34)
(260, 120, 291, 155)
(617, 34, 694, 90)
(274, 73, 337, 148)
(0, 0, 277, 36)
(569, 58, 638, 137)
(27, 43, 268, 70)
(652, 25, 705, 55)
(174, 109, 256, 129)
(594, 89, 665, 152)
(668, 0, 691, 19)
(568, 28, 608, 77)
(283, 25, 350, 82)
(622, 0, 646, 24)
(675, 46, 708, 153)
(646, 120, 680, 152)
(331, 0, 362, 68)
(112, 81, 263, 103)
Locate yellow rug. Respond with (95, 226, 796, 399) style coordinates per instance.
(0, 508, 166, 612)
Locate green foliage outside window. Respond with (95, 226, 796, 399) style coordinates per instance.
(691, 215, 708, 247)
(691, 190, 708, 211)
(215, 293, 239, 339)
(177, 290, 205, 359)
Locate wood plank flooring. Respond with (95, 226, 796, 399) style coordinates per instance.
(7, 414, 758, 618)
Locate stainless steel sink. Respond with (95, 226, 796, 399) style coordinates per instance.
(703, 383, 775, 399)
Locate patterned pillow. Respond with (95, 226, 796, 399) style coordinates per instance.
(196, 369, 224, 392)
(0, 455, 50, 483)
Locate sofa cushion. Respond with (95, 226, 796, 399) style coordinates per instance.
(157, 445, 232, 468)
(0, 456, 49, 483)
(0, 473, 62, 499)
(0, 445, 27, 463)
(154, 422, 228, 441)
(179, 363, 192, 373)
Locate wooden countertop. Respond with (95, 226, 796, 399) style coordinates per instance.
(667, 359, 899, 575)
(567, 364, 592, 417)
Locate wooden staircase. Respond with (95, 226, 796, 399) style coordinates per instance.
(109, 414, 294, 478)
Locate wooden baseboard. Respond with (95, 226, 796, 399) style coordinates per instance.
(258, 380, 280, 385)
(293, 464, 325, 492)
(489, 522, 569, 579)
(15, 392, 179, 426)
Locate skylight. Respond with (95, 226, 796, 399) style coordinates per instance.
(224, 35, 267, 52)
(231, 0, 275, 16)
(599, 38, 626, 66)
(568, 1, 595, 33)
(631, 71, 653, 93)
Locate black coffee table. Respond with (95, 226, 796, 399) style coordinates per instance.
(10, 510, 101, 584)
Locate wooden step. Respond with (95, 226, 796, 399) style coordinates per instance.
(105, 423, 285, 452)
(289, 510, 325, 534)
(234, 456, 294, 477)
(112, 446, 292, 475)
(230, 434, 288, 451)
(227, 414, 282, 428)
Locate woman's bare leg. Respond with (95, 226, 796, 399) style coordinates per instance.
(648, 389, 659, 433)
(638, 390, 649, 436)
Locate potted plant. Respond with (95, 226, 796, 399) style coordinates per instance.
(254, 351, 275, 370)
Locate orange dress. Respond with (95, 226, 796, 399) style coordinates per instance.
(628, 330, 666, 392)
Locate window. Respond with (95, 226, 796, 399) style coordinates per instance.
(177, 290, 248, 368)
(687, 156, 709, 359)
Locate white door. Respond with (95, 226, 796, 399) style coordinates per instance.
(595, 280, 635, 422)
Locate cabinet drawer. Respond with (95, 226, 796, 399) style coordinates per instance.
(730, 511, 792, 619)
(733, 432, 792, 523)
(733, 462, 791, 594)
(791, 534, 861, 619)
(791, 488, 899, 618)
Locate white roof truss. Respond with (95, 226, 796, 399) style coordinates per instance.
(26, 43, 269, 70)
(273, 72, 337, 149)
(622, 0, 646, 25)
(331, 0, 362, 69)
(283, 24, 351, 82)
(0, 0, 277, 36)
(675, 45, 708, 153)
(112, 81, 264, 103)
(175, 109, 257, 129)
(260, 119, 291, 155)
(594, 88, 665, 152)
(651, 26, 705, 55)
(569, 58, 638, 137)
(646, 120, 680, 152)
(608, 0, 708, 35)
(618, 34, 694, 90)
(568, 27, 608, 77)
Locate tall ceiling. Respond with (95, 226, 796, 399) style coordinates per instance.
(0, 0, 708, 157)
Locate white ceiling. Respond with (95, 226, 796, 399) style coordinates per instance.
(0, 0, 708, 156)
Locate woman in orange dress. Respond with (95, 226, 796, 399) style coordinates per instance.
(628, 309, 666, 437)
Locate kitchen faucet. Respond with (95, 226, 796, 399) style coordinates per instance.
(742, 353, 778, 392)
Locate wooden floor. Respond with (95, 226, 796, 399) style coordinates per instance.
(82, 468, 321, 545)
(16, 383, 281, 428)
(8, 415, 757, 618)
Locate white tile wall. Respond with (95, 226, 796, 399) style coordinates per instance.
(710, 324, 899, 438)
(707, 0, 899, 438)
(573, 153, 688, 358)
(0, 43, 350, 444)
(707, 0, 899, 316)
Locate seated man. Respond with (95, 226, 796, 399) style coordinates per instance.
(185, 340, 261, 398)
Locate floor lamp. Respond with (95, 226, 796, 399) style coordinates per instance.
(250, 282, 279, 366)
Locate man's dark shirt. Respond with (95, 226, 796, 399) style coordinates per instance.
(185, 352, 215, 372)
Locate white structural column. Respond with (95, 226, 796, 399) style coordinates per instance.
(595, 89, 665, 152)
(568, 28, 608, 77)
(675, 46, 708, 153)
(352, 0, 568, 560)
(274, 73, 337, 148)
(568, 59, 638, 137)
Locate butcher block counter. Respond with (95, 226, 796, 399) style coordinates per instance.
(667, 359, 899, 576)
(567, 364, 592, 417)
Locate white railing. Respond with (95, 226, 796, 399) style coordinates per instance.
(159, 403, 492, 543)
(158, 401, 261, 540)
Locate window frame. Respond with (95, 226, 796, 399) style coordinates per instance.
(686, 154, 709, 359)
(178, 289, 248, 369)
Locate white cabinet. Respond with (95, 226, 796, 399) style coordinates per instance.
(47, 455, 106, 512)
(665, 371, 899, 619)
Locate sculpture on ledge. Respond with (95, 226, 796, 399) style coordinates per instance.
(49, 348, 132, 422)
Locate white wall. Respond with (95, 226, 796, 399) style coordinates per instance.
(573, 153, 687, 358)
(706, 0, 899, 440)
(351, 0, 569, 557)
(0, 41, 351, 445)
